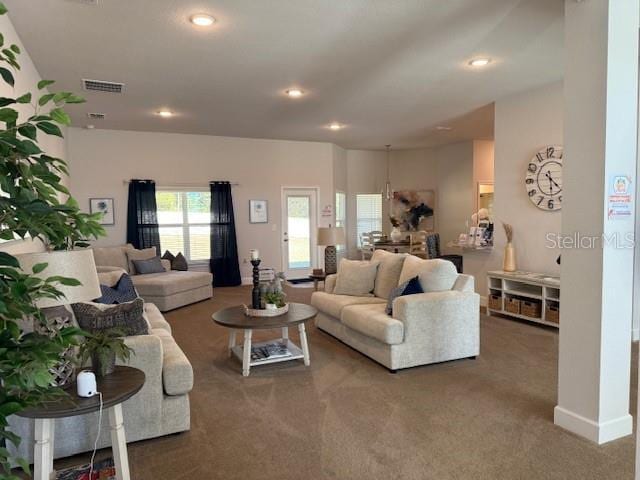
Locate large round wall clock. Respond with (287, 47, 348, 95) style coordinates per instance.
(525, 145, 563, 211)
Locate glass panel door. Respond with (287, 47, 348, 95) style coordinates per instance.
(282, 188, 317, 279)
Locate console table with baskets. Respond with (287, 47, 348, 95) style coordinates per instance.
(486, 271, 560, 328)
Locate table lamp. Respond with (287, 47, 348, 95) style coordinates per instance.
(16, 249, 101, 387)
(317, 226, 345, 275)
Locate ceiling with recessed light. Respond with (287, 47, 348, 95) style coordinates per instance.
(5, 0, 562, 149)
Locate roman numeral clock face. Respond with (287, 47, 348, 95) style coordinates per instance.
(525, 145, 563, 211)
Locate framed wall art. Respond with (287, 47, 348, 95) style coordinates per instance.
(249, 200, 268, 223)
(89, 198, 115, 225)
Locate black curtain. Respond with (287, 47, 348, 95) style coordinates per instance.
(126, 179, 160, 253)
(210, 181, 241, 287)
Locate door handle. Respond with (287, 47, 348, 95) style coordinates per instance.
(284, 239, 288, 242)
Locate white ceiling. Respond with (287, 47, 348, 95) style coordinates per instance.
(5, 0, 562, 150)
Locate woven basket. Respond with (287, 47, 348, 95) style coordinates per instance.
(521, 300, 542, 318)
(505, 297, 520, 315)
(545, 304, 560, 323)
(244, 303, 289, 317)
(488, 294, 502, 311)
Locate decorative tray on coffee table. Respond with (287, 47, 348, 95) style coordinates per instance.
(244, 303, 289, 317)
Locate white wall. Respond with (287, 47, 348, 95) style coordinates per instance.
(0, 13, 66, 255)
(493, 82, 563, 277)
(66, 128, 336, 280)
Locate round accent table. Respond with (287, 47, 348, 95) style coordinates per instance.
(18, 366, 145, 480)
(212, 303, 318, 376)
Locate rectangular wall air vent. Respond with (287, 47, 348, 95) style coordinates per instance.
(67, 0, 100, 5)
(82, 79, 124, 94)
(87, 112, 105, 120)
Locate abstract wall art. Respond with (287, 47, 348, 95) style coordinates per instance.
(390, 190, 435, 231)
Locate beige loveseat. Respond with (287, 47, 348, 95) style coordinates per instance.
(311, 250, 480, 372)
(9, 296, 193, 462)
(92, 244, 213, 311)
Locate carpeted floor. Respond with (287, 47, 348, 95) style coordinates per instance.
(51, 285, 636, 479)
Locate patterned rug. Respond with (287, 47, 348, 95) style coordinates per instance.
(56, 458, 115, 480)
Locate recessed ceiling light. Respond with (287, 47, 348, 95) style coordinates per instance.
(328, 123, 343, 131)
(469, 58, 491, 67)
(190, 14, 215, 27)
(157, 110, 174, 118)
(436, 126, 452, 131)
(286, 88, 304, 98)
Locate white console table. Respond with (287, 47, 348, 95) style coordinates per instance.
(487, 270, 560, 328)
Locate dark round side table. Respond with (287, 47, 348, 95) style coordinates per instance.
(18, 366, 145, 480)
(212, 303, 318, 376)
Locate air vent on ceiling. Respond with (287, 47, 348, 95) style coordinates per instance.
(82, 79, 124, 94)
(67, 0, 100, 5)
(87, 112, 105, 120)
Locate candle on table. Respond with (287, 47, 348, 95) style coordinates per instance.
(250, 249, 259, 261)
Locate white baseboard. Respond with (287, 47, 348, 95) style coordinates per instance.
(554, 406, 633, 444)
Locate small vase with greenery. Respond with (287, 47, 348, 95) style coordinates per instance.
(0, 2, 105, 476)
(78, 329, 134, 377)
(263, 291, 286, 309)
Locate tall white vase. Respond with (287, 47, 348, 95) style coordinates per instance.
(390, 227, 403, 242)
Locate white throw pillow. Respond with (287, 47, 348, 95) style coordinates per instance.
(333, 259, 379, 296)
(398, 256, 458, 293)
(370, 249, 407, 299)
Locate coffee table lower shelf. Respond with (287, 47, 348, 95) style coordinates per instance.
(227, 324, 311, 376)
(231, 338, 305, 366)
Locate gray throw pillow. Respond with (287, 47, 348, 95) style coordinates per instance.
(333, 259, 379, 296)
(72, 298, 148, 336)
(172, 252, 188, 271)
(132, 256, 165, 275)
(162, 250, 175, 263)
(126, 247, 157, 274)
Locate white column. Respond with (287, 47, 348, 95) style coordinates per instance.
(556, 0, 639, 444)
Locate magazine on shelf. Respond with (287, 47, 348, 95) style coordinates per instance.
(251, 342, 292, 361)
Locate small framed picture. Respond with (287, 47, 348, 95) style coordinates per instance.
(90, 198, 115, 225)
(249, 200, 268, 223)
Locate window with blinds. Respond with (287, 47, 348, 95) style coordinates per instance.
(356, 193, 382, 247)
(335, 192, 346, 252)
(156, 190, 211, 262)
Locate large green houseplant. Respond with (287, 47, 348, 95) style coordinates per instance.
(0, 3, 105, 478)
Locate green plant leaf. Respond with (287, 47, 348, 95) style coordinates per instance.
(0, 66, 14, 86)
(37, 79, 55, 90)
(0, 107, 17, 124)
(17, 124, 36, 140)
(16, 92, 31, 104)
(0, 252, 19, 267)
(38, 93, 55, 106)
(0, 3, 7, 15)
(0, 97, 13, 106)
(10, 44, 20, 54)
(49, 107, 71, 126)
(31, 262, 48, 274)
(36, 121, 63, 137)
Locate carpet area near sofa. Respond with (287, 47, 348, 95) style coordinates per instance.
(42, 285, 636, 480)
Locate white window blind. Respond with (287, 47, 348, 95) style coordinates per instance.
(335, 192, 346, 252)
(356, 193, 382, 247)
(156, 190, 211, 262)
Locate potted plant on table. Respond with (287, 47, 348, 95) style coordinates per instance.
(0, 2, 105, 476)
(78, 329, 134, 377)
(263, 291, 286, 310)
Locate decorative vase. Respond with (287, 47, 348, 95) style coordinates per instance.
(390, 227, 403, 242)
(265, 303, 277, 310)
(503, 242, 516, 272)
(92, 351, 116, 377)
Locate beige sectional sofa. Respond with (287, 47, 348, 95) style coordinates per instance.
(91, 244, 213, 311)
(9, 298, 193, 462)
(311, 250, 480, 372)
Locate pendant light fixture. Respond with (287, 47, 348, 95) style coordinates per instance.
(385, 144, 392, 201)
